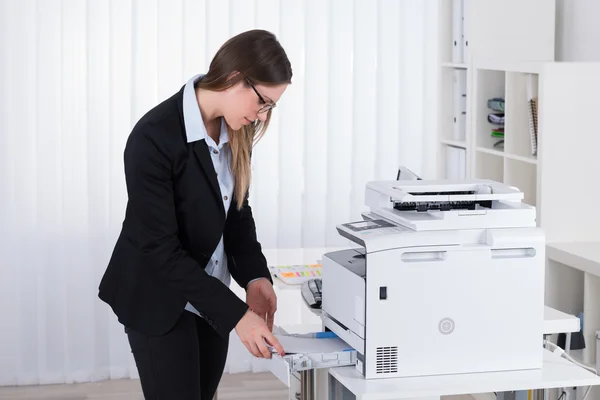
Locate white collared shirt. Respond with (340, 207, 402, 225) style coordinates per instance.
(182, 74, 234, 317)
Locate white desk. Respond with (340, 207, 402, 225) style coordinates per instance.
(544, 306, 580, 335)
(546, 242, 600, 369)
(546, 242, 600, 277)
(328, 350, 600, 400)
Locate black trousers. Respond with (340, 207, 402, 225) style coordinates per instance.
(126, 310, 229, 399)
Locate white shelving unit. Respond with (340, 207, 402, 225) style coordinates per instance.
(539, 64, 600, 394)
(470, 61, 542, 221)
(435, 3, 600, 400)
(468, 59, 600, 400)
(436, 0, 555, 183)
(436, 0, 469, 180)
(437, 1, 463, 179)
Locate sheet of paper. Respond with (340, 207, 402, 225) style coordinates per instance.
(272, 334, 354, 355)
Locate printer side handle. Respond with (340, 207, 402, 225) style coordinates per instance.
(401, 251, 446, 262)
(400, 247, 537, 263)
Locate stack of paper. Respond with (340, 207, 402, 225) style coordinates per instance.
(272, 334, 354, 355)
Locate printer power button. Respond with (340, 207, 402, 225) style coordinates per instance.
(438, 318, 455, 335)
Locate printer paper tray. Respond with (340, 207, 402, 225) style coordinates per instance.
(265, 343, 357, 387)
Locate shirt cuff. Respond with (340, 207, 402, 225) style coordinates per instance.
(246, 277, 269, 289)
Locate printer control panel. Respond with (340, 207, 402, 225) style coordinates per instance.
(342, 219, 404, 236)
(338, 219, 406, 247)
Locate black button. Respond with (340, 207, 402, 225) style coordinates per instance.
(213, 149, 218, 154)
(379, 286, 387, 300)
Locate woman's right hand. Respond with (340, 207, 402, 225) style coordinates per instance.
(235, 309, 285, 358)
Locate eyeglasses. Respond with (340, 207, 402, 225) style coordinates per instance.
(245, 78, 276, 114)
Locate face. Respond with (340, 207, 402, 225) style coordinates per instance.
(222, 78, 288, 130)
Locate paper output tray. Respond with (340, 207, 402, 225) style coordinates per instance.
(266, 344, 358, 387)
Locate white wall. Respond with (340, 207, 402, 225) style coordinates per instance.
(0, 0, 438, 386)
(555, 0, 600, 61)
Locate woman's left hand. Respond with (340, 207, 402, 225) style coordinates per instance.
(246, 278, 277, 332)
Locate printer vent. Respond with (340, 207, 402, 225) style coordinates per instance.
(376, 346, 398, 374)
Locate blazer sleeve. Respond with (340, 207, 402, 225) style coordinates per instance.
(124, 128, 248, 338)
(225, 193, 273, 290)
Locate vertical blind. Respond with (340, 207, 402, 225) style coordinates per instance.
(0, 0, 439, 385)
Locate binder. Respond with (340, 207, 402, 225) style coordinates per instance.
(446, 146, 458, 179)
(452, 70, 467, 141)
(445, 146, 466, 180)
(458, 148, 466, 179)
(456, 110, 466, 142)
(452, 0, 464, 63)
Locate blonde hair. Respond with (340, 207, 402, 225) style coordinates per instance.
(227, 113, 271, 209)
(196, 29, 292, 210)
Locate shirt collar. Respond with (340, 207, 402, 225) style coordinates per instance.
(182, 74, 229, 148)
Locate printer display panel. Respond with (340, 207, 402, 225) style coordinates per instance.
(343, 219, 395, 232)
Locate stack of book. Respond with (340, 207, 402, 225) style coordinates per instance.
(488, 97, 505, 149)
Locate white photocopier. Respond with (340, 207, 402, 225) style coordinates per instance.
(321, 177, 546, 379)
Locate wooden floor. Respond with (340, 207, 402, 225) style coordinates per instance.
(0, 372, 476, 399)
(0, 372, 288, 399)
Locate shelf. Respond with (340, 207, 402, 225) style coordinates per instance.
(505, 158, 537, 207)
(441, 139, 467, 149)
(473, 59, 543, 75)
(476, 147, 537, 165)
(505, 152, 537, 165)
(476, 146, 504, 157)
(442, 62, 467, 69)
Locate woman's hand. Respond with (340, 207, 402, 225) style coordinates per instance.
(235, 309, 285, 358)
(246, 278, 277, 331)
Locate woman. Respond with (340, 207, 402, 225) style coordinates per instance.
(98, 29, 291, 399)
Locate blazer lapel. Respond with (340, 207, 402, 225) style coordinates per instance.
(193, 140, 225, 216)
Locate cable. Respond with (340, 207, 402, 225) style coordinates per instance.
(543, 340, 597, 400)
(543, 340, 599, 375)
(581, 386, 592, 400)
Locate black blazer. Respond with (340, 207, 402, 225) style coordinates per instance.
(98, 84, 272, 339)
